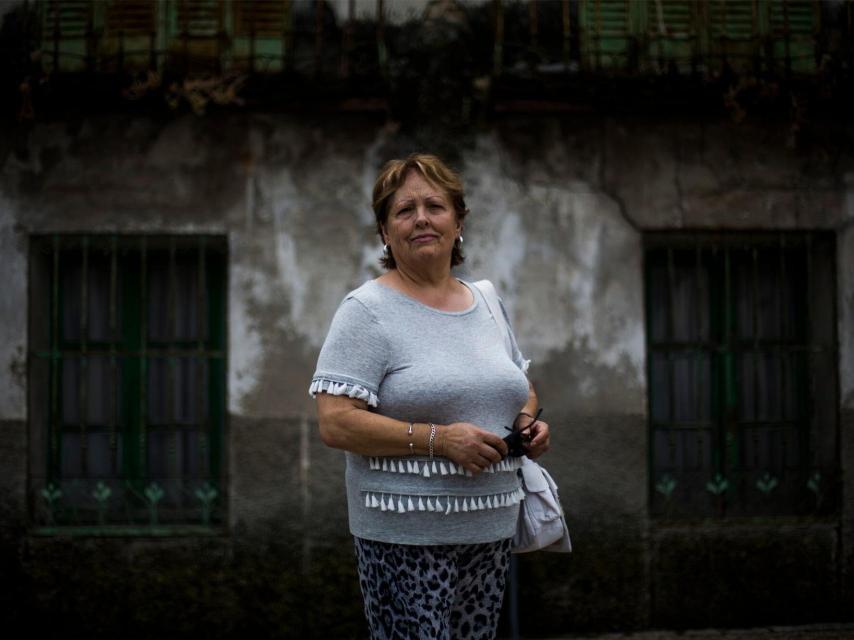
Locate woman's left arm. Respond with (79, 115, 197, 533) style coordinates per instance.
(514, 381, 550, 459)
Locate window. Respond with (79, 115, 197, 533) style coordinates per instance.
(29, 235, 227, 532)
(645, 232, 838, 518)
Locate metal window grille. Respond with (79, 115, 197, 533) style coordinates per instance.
(645, 231, 838, 519)
(29, 234, 227, 533)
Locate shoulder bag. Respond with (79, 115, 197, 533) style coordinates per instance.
(471, 280, 572, 554)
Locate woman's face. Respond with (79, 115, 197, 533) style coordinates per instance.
(382, 169, 461, 271)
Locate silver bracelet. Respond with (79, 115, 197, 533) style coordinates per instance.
(428, 423, 436, 460)
(407, 422, 414, 455)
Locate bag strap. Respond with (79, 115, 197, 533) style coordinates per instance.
(471, 280, 514, 360)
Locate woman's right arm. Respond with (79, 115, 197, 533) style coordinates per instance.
(316, 394, 507, 474)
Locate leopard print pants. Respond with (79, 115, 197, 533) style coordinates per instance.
(353, 536, 512, 640)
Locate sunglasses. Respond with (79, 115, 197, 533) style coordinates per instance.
(502, 408, 543, 458)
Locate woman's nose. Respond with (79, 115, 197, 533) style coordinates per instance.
(414, 204, 429, 225)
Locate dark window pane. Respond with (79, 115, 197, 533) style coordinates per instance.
(737, 352, 756, 421)
(147, 254, 171, 341)
(61, 254, 82, 342)
(654, 428, 712, 472)
(147, 429, 202, 478)
(670, 260, 709, 342)
(61, 358, 80, 424)
(756, 352, 783, 422)
(650, 352, 670, 422)
(648, 263, 669, 342)
(672, 353, 711, 422)
(148, 357, 208, 426)
(733, 253, 755, 340)
(176, 357, 208, 424)
(87, 255, 113, 342)
(654, 428, 678, 470)
(756, 253, 783, 340)
(86, 431, 122, 478)
(86, 356, 118, 426)
(681, 429, 712, 471)
(147, 251, 205, 342)
(734, 247, 806, 343)
(741, 426, 801, 471)
(782, 352, 806, 420)
(147, 357, 170, 425)
(60, 431, 123, 479)
(174, 253, 204, 341)
(61, 432, 82, 478)
(739, 351, 794, 422)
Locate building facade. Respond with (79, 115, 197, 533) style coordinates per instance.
(1, 1, 852, 637)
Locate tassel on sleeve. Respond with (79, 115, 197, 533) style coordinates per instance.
(309, 378, 379, 407)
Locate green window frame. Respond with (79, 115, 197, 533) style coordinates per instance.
(645, 231, 838, 519)
(28, 234, 227, 534)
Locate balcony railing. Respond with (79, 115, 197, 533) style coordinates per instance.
(36, 0, 850, 79)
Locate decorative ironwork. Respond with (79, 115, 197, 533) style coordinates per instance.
(29, 234, 227, 532)
(705, 473, 729, 496)
(756, 472, 779, 495)
(646, 231, 838, 518)
(655, 474, 677, 499)
(35, 0, 840, 77)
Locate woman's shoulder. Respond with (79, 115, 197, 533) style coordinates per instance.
(343, 279, 385, 309)
(333, 280, 395, 325)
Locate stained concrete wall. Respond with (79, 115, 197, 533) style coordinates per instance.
(0, 112, 852, 637)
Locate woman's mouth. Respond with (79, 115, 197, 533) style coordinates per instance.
(411, 234, 438, 244)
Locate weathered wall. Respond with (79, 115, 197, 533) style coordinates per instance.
(0, 112, 852, 637)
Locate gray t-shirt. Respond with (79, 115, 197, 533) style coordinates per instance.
(309, 279, 530, 545)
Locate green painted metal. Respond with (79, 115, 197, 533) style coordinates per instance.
(756, 471, 778, 494)
(37, 0, 827, 77)
(49, 235, 60, 480)
(767, 0, 818, 73)
(109, 236, 118, 473)
(645, 232, 830, 518)
(35, 235, 227, 531)
(579, 0, 638, 70)
(79, 237, 89, 477)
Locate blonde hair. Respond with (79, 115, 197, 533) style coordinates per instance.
(372, 153, 469, 269)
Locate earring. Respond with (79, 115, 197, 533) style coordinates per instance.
(457, 235, 464, 246)
(382, 243, 389, 257)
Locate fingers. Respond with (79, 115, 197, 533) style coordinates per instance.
(524, 420, 550, 459)
(465, 435, 503, 474)
(442, 423, 507, 474)
(482, 431, 509, 458)
(527, 420, 549, 446)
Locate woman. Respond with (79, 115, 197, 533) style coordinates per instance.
(309, 153, 550, 640)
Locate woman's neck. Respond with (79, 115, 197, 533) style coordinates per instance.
(378, 267, 471, 311)
(393, 260, 452, 289)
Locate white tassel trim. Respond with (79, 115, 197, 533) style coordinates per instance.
(361, 487, 525, 515)
(366, 455, 523, 476)
(309, 378, 379, 407)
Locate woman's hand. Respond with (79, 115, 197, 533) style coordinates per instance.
(514, 413, 550, 459)
(437, 423, 508, 475)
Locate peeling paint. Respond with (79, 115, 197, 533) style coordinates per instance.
(2, 113, 850, 421)
(228, 262, 269, 415)
(0, 194, 26, 420)
(838, 226, 854, 409)
(462, 136, 645, 396)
